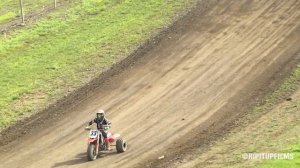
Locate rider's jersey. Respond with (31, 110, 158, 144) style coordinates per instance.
(89, 117, 111, 130)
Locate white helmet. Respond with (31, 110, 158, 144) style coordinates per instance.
(96, 109, 105, 121)
(97, 109, 105, 115)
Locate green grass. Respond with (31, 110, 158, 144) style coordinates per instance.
(0, 11, 16, 23)
(0, 0, 193, 129)
(259, 142, 300, 168)
(0, 0, 53, 24)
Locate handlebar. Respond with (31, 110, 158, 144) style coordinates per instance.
(84, 124, 111, 131)
(100, 125, 111, 130)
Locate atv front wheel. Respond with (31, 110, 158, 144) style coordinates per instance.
(87, 144, 97, 161)
(116, 139, 127, 153)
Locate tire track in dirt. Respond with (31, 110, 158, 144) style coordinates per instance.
(0, 0, 300, 168)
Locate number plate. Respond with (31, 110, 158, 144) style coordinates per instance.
(89, 130, 98, 138)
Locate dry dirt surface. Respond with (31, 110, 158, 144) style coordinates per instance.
(1, 0, 300, 168)
(176, 81, 300, 168)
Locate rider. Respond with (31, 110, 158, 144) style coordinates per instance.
(88, 109, 112, 150)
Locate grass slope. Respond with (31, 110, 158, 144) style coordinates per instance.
(0, 0, 193, 129)
(260, 142, 300, 168)
(252, 65, 300, 168)
(0, 0, 53, 23)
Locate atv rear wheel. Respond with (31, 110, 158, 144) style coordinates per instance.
(87, 144, 97, 161)
(116, 139, 127, 153)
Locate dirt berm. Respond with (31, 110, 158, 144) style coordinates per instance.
(0, 0, 300, 168)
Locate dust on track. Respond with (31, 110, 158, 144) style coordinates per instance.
(1, 0, 300, 168)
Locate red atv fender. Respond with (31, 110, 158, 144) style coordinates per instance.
(107, 133, 120, 143)
(88, 138, 97, 143)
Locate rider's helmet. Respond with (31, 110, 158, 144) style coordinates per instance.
(96, 109, 105, 121)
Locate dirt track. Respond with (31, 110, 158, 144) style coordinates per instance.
(1, 0, 300, 168)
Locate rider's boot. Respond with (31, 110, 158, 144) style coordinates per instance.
(105, 138, 112, 151)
